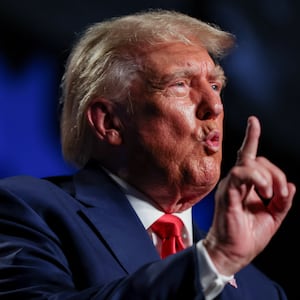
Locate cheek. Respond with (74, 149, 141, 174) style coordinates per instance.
(161, 111, 196, 150)
(145, 122, 186, 154)
(133, 99, 197, 159)
(160, 119, 195, 156)
(136, 120, 191, 171)
(203, 155, 221, 178)
(191, 155, 222, 188)
(141, 106, 195, 145)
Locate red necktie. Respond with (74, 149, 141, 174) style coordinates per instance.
(150, 214, 185, 258)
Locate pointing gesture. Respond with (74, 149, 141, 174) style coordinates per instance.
(204, 116, 296, 276)
(236, 115, 260, 162)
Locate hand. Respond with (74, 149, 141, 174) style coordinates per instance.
(203, 115, 296, 276)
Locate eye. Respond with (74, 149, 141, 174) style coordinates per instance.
(211, 83, 222, 93)
(167, 80, 189, 97)
(172, 81, 187, 88)
(175, 81, 185, 87)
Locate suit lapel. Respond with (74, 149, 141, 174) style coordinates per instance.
(73, 165, 160, 274)
(192, 221, 207, 242)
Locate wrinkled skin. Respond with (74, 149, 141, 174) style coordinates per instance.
(88, 41, 296, 276)
(204, 116, 296, 275)
(116, 42, 225, 213)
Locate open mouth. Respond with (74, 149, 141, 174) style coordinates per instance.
(203, 130, 221, 153)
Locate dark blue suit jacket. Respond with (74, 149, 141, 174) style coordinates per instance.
(0, 164, 287, 299)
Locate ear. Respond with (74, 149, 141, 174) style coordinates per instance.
(86, 98, 122, 145)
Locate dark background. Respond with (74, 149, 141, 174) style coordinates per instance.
(0, 1, 298, 299)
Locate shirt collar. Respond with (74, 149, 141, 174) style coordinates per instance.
(104, 167, 193, 245)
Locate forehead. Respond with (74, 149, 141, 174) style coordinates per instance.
(141, 42, 216, 76)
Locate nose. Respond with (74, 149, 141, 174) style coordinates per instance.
(196, 98, 224, 120)
(194, 75, 224, 120)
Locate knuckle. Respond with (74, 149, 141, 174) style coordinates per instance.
(256, 156, 266, 163)
(230, 165, 241, 178)
(236, 150, 256, 163)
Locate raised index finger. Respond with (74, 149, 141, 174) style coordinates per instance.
(236, 116, 261, 164)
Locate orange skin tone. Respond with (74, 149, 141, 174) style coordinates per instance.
(117, 43, 225, 213)
(87, 42, 296, 276)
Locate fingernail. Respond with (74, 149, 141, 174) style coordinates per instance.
(247, 117, 252, 127)
(266, 186, 273, 198)
(281, 186, 289, 197)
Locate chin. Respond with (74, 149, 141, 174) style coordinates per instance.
(199, 157, 221, 185)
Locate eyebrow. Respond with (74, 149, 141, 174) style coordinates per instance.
(209, 65, 226, 85)
(159, 65, 226, 86)
(144, 63, 226, 91)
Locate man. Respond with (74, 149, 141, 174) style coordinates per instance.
(0, 10, 295, 299)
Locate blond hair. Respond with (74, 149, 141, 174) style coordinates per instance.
(60, 9, 235, 167)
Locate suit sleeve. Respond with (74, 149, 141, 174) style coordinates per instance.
(0, 181, 204, 300)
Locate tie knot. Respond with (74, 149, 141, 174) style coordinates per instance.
(151, 214, 184, 239)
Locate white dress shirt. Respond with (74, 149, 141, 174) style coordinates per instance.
(105, 169, 234, 300)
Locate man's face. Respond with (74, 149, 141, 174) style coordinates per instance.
(122, 42, 225, 212)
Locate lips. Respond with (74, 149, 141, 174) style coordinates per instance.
(203, 130, 221, 153)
